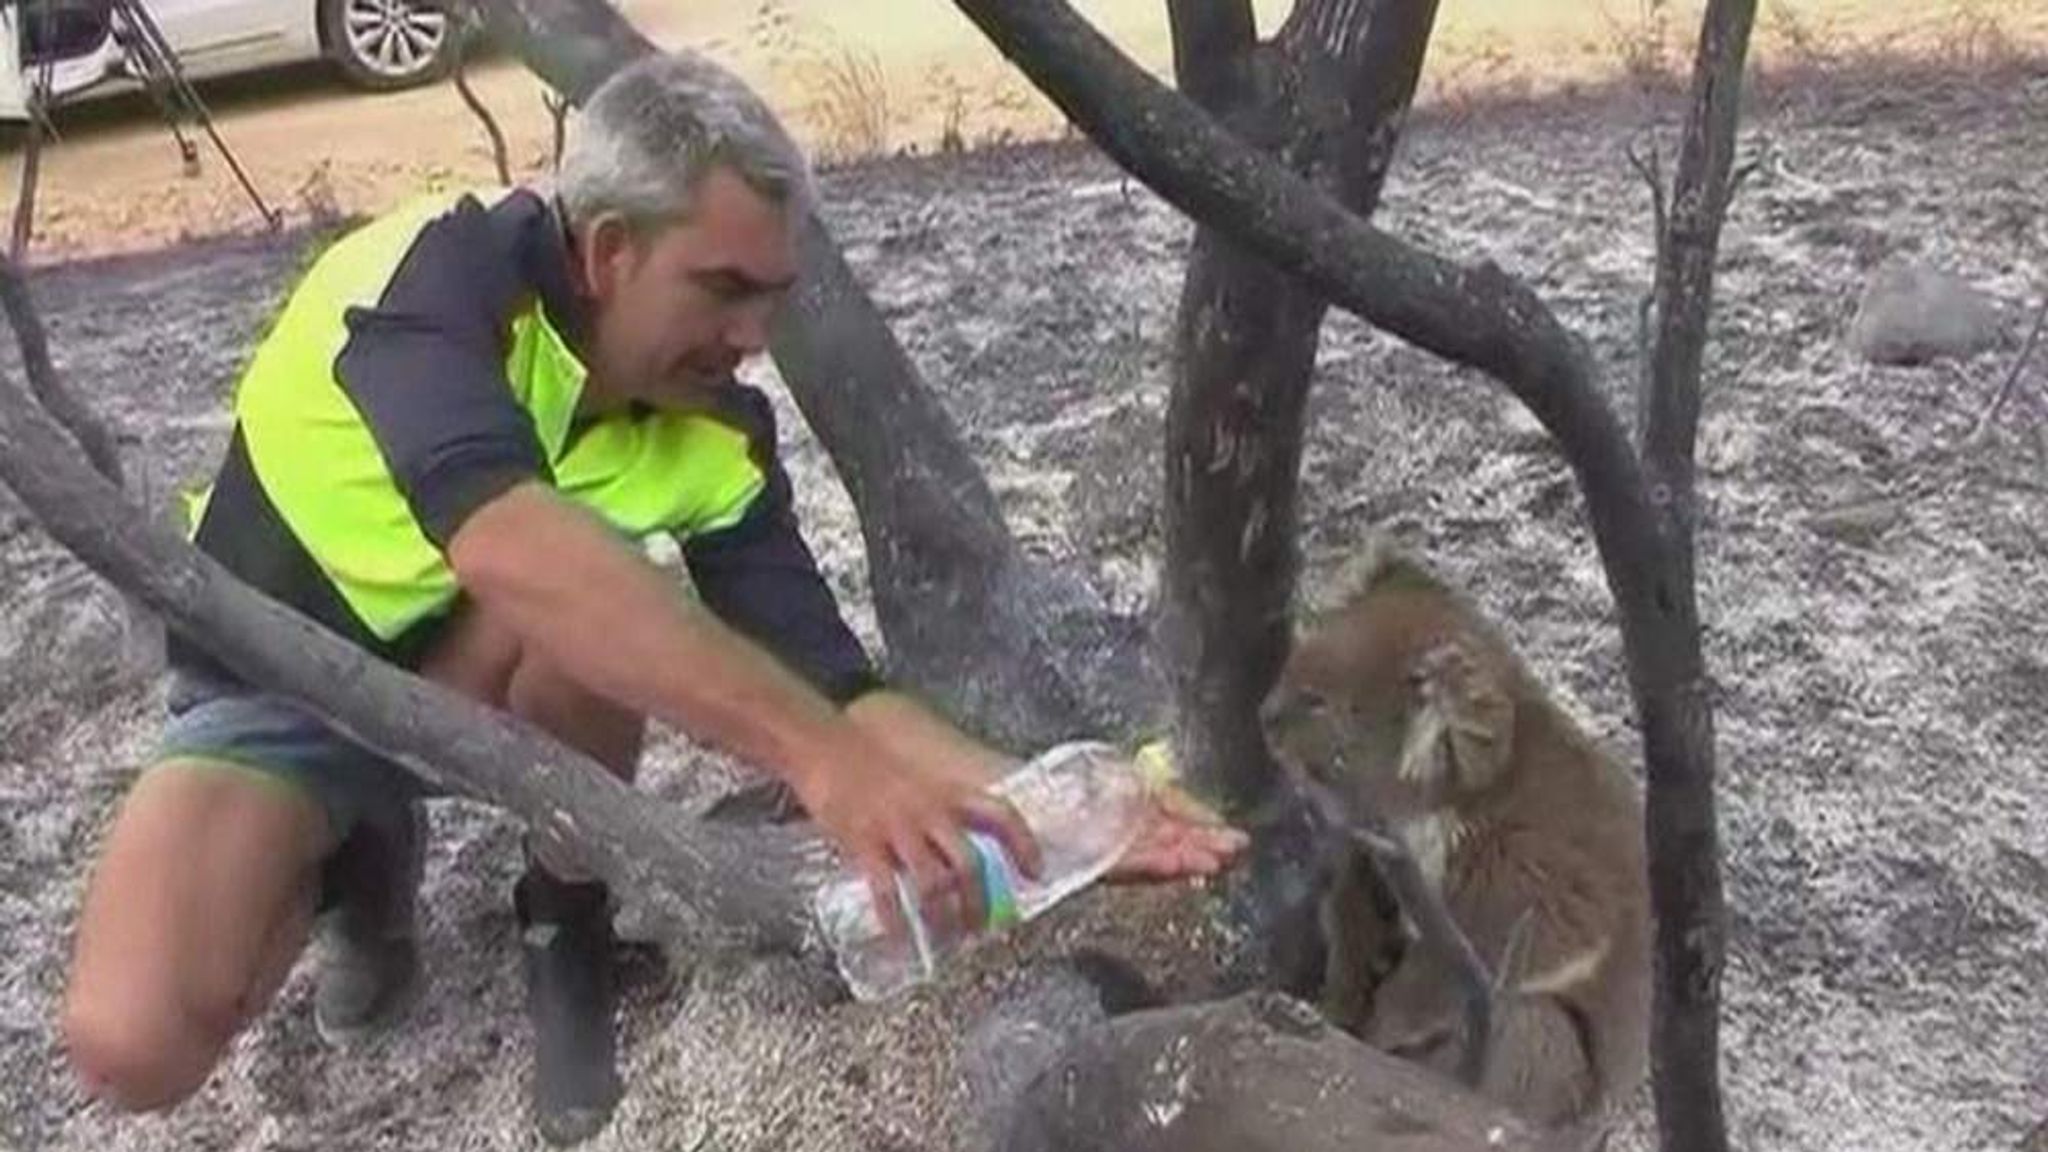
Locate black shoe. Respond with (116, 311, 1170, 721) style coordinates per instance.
(516, 869, 623, 1147)
(313, 804, 425, 1045)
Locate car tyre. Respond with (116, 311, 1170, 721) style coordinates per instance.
(319, 0, 465, 92)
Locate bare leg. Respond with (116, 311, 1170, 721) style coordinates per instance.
(420, 600, 643, 879)
(63, 763, 333, 1111)
(420, 600, 643, 777)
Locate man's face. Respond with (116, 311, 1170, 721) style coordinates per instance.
(576, 163, 799, 411)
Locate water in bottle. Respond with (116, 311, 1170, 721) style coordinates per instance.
(811, 741, 1149, 1002)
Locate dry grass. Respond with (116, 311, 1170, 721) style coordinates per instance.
(804, 44, 896, 162)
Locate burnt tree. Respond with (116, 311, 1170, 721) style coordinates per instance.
(1158, 0, 1444, 1000)
(1162, 0, 1438, 814)
(997, 991, 1557, 1152)
(945, 0, 1756, 1150)
(477, 0, 1162, 754)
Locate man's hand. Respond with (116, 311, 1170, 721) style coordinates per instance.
(844, 691, 1248, 893)
(1106, 781, 1250, 885)
(832, 690, 1041, 936)
(792, 729, 1039, 942)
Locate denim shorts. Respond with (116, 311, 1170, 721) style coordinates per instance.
(154, 665, 436, 846)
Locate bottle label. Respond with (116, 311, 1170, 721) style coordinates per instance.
(968, 831, 1022, 929)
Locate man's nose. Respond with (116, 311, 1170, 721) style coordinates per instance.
(725, 299, 776, 356)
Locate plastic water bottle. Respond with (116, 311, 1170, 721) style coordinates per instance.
(811, 741, 1149, 1002)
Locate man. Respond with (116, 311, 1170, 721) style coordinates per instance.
(60, 50, 1243, 1147)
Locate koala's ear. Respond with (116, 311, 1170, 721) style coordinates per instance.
(1396, 638, 1516, 795)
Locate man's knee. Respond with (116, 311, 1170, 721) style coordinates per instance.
(62, 976, 234, 1113)
(422, 601, 643, 776)
(506, 656, 643, 776)
(62, 762, 325, 1113)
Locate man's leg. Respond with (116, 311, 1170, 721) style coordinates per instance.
(419, 602, 644, 1147)
(63, 761, 333, 1111)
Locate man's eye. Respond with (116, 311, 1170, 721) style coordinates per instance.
(696, 273, 746, 299)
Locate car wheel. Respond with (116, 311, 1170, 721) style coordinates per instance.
(319, 0, 462, 91)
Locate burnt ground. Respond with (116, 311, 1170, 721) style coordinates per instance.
(2, 58, 2046, 1152)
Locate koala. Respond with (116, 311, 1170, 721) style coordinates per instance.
(1260, 539, 1651, 1128)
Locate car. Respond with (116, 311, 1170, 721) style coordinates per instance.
(0, 0, 463, 121)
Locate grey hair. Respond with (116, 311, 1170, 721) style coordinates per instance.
(557, 51, 812, 229)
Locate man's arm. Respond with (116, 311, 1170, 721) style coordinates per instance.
(449, 483, 850, 794)
(844, 690, 1018, 784)
(681, 389, 1017, 784)
(447, 482, 1041, 932)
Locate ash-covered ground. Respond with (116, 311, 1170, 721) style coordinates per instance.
(2, 60, 2045, 1152)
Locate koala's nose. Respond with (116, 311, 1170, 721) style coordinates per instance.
(1256, 692, 1288, 731)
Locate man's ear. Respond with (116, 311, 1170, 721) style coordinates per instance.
(578, 212, 641, 302)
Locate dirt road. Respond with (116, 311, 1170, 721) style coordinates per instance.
(0, 0, 2042, 262)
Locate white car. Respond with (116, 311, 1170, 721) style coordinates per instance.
(0, 0, 462, 120)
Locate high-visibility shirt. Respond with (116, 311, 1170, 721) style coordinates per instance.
(173, 184, 880, 704)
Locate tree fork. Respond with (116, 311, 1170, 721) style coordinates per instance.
(1158, 0, 1442, 998)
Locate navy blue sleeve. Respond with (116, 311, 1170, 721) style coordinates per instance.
(684, 386, 884, 707)
(333, 195, 549, 549)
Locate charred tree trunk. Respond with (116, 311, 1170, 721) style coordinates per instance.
(947, 1, 1753, 1149)
(1630, 4, 1756, 1150)
(1159, 0, 1440, 996)
(997, 991, 1554, 1152)
(475, 0, 1162, 751)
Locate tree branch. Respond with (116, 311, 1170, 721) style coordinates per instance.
(1286, 760, 1494, 1087)
(476, 0, 1163, 751)
(1627, 134, 1667, 446)
(944, 0, 1663, 618)
(544, 90, 570, 170)
(1631, 8, 1756, 1152)
(1166, 0, 1256, 111)
(0, 260, 822, 955)
(11, 9, 55, 262)
(1157, 0, 1459, 1023)
(1967, 289, 2047, 447)
(1283, 0, 1440, 199)
(452, 13, 515, 186)
(997, 991, 1551, 1152)
(0, 254, 124, 487)
(1641, 0, 1758, 514)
